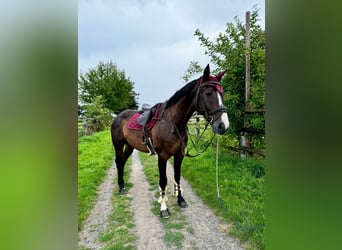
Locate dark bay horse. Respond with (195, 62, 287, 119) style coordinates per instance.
(111, 64, 229, 218)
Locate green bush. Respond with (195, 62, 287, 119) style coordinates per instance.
(81, 96, 112, 135)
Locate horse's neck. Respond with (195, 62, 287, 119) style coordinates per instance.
(167, 92, 196, 130)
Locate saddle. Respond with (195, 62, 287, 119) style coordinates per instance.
(136, 103, 153, 126)
(127, 103, 161, 131)
(127, 103, 162, 155)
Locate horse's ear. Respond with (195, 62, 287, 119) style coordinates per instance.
(215, 70, 227, 82)
(202, 64, 210, 81)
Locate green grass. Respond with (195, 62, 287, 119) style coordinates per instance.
(164, 232, 184, 248)
(78, 130, 114, 230)
(181, 145, 265, 250)
(139, 153, 192, 249)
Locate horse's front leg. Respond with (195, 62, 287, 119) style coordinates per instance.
(158, 156, 171, 218)
(174, 153, 188, 208)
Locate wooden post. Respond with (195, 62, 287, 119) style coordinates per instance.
(242, 11, 251, 157)
(245, 11, 251, 109)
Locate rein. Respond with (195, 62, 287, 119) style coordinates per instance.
(185, 118, 215, 157)
(185, 136, 215, 157)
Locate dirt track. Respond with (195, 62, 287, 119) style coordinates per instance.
(78, 150, 243, 249)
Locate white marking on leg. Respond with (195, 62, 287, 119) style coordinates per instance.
(174, 184, 179, 196)
(174, 181, 182, 196)
(159, 196, 168, 211)
(158, 186, 168, 211)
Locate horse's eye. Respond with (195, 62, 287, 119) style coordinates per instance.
(205, 92, 212, 97)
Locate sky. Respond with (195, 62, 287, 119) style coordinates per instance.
(78, 0, 265, 108)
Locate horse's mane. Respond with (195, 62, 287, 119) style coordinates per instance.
(165, 78, 199, 109)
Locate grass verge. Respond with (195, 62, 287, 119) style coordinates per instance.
(181, 144, 265, 250)
(78, 130, 114, 230)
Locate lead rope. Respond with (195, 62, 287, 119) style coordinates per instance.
(215, 136, 265, 231)
(216, 135, 220, 198)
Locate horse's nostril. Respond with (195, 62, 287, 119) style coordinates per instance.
(218, 123, 225, 130)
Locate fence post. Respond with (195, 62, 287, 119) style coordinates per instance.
(241, 11, 251, 158)
(245, 11, 251, 109)
(240, 132, 246, 158)
(195, 115, 200, 137)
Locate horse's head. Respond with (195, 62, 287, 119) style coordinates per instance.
(195, 64, 229, 134)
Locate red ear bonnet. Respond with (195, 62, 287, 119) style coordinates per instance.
(215, 70, 226, 82)
(206, 70, 226, 83)
(200, 68, 226, 94)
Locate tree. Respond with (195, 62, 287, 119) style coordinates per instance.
(182, 61, 202, 83)
(78, 61, 138, 113)
(184, 6, 265, 149)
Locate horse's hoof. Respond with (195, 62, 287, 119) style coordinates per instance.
(119, 188, 126, 195)
(178, 200, 188, 208)
(160, 209, 171, 219)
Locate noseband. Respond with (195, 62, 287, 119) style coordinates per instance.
(196, 80, 227, 122)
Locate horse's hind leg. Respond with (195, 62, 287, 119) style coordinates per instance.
(122, 144, 134, 164)
(114, 142, 125, 194)
(115, 143, 134, 194)
(174, 153, 188, 208)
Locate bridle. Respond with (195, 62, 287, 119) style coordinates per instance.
(195, 79, 227, 123)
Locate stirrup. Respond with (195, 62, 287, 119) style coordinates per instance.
(146, 137, 157, 155)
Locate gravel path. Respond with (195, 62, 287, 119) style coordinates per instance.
(129, 150, 167, 249)
(78, 150, 244, 249)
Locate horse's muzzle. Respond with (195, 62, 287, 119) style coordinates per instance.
(212, 112, 229, 134)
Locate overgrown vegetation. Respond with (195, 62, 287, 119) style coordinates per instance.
(181, 145, 265, 249)
(78, 130, 114, 230)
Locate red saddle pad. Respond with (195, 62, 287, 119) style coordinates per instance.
(127, 104, 161, 131)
